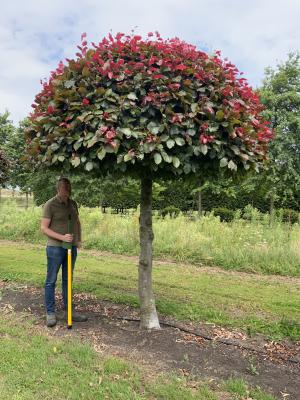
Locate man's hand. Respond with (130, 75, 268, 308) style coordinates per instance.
(62, 234, 73, 242)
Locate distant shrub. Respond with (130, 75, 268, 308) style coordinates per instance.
(212, 207, 235, 222)
(280, 209, 299, 224)
(160, 206, 180, 219)
(242, 204, 262, 222)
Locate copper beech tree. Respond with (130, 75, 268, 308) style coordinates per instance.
(25, 32, 273, 329)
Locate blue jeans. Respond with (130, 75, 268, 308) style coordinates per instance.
(45, 246, 77, 314)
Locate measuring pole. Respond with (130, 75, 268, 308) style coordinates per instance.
(67, 245, 72, 329)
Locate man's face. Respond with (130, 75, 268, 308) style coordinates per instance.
(58, 182, 71, 201)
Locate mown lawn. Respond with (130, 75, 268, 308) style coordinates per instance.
(0, 312, 276, 400)
(0, 241, 299, 341)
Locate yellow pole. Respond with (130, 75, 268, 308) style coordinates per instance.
(67, 248, 72, 329)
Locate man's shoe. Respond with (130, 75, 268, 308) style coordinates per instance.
(64, 310, 88, 322)
(46, 313, 57, 327)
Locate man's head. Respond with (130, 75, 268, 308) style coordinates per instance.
(56, 177, 71, 202)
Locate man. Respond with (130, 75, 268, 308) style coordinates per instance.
(41, 177, 87, 327)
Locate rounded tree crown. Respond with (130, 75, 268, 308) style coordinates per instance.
(25, 32, 273, 178)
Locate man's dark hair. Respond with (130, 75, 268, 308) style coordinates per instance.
(56, 177, 71, 190)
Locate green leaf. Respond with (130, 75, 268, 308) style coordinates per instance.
(118, 127, 132, 137)
(172, 156, 180, 168)
(220, 157, 228, 168)
(186, 128, 196, 136)
(191, 103, 199, 113)
(183, 163, 191, 174)
(193, 146, 201, 156)
(231, 145, 240, 155)
(50, 143, 59, 151)
(166, 139, 175, 149)
(64, 80, 75, 89)
(58, 155, 65, 162)
(160, 134, 169, 142)
(147, 121, 160, 134)
(82, 67, 90, 77)
(200, 144, 208, 155)
(73, 139, 83, 151)
(87, 136, 99, 148)
(162, 152, 172, 163)
(170, 126, 179, 135)
(124, 154, 132, 162)
(127, 92, 138, 100)
(85, 161, 94, 171)
(154, 153, 162, 165)
(228, 160, 237, 171)
(97, 148, 106, 160)
(175, 137, 185, 146)
(216, 110, 224, 121)
(71, 157, 80, 167)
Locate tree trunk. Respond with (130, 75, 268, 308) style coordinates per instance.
(138, 176, 160, 330)
(269, 193, 275, 226)
(197, 189, 202, 219)
(26, 192, 29, 209)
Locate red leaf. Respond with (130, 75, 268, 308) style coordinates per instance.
(175, 64, 187, 71)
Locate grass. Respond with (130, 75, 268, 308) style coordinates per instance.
(0, 201, 300, 277)
(223, 378, 276, 400)
(0, 311, 277, 400)
(0, 242, 299, 341)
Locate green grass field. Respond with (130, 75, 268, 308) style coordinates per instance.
(0, 201, 299, 277)
(0, 242, 299, 341)
(0, 312, 276, 400)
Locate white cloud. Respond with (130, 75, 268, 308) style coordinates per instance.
(0, 0, 299, 124)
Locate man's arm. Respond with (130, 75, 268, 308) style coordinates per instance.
(41, 218, 73, 242)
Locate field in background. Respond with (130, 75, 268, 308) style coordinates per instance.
(0, 201, 299, 277)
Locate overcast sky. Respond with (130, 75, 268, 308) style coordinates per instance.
(1, 0, 299, 124)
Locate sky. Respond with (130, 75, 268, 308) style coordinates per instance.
(0, 0, 299, 125)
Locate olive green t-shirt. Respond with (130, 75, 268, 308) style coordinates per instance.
(42, 195, 80, 247)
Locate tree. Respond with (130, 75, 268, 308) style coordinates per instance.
(0, 113, 32, 195)
(25, 32, 272, 329)
(0, 111, 15, 147)
(0, 148, 10, 187)
(259, 53, 300, 219)
(0, 111, 14, 193)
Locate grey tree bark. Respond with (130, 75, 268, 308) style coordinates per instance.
(197, 189, 202, 219)
(138, 176, 160, 329)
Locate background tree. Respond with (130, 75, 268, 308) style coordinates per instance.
(25, 32, 273, 329)
(259, 53, 300, 220)
(0, 149, 10, 187)
(0, 112, 14, 194)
